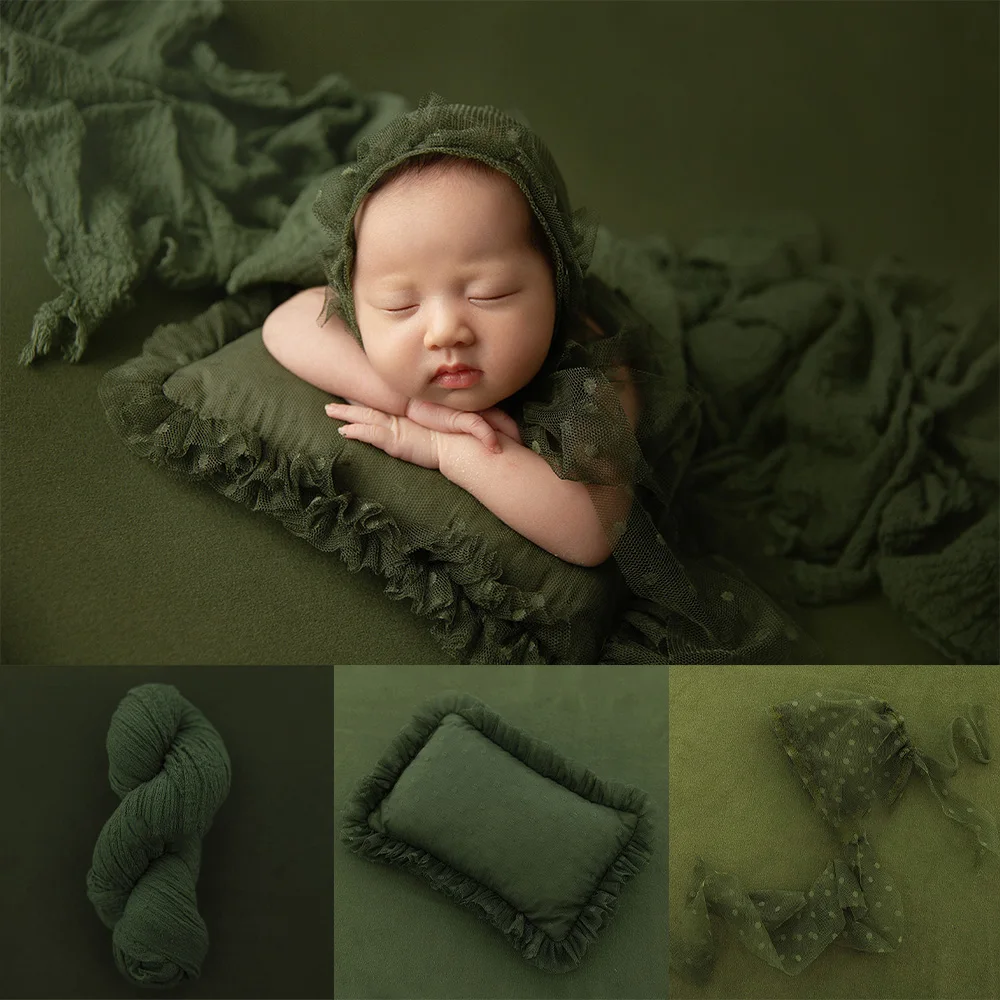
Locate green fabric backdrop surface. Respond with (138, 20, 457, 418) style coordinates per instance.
(669, 664, 1000, 1000)
(333, 664, 668, 999)
(0, 665, 335, 999)
(1, 1, 996, 665)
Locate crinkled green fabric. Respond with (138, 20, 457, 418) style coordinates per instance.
(0, 0, 406, 363)
(669, 690, 998, 982)
(339, 690, 654, 973)
(4, 0, 996, 661)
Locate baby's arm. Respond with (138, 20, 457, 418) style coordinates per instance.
(261, 286, 411, 416)
(263, 287, 520, 453)
(438, 431, 610, 566)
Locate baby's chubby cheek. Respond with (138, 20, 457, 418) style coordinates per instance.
(373, 355, 421, 398)
(356, 332, 406, 390)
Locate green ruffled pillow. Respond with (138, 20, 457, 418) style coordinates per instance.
(97, 284, 630, 664)
(340, 691, 654, 973)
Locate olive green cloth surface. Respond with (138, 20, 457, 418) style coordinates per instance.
(2, 1, 995, 665)
(333, 665, 668, 999)
(0, 665, 335, 999)
(668, 665, 1000, 999)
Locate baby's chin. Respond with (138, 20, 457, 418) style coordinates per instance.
(417, 387, 503, 411)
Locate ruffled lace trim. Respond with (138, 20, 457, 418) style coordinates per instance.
(340, 691, 654, 973)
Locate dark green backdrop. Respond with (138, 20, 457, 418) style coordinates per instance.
(2, 1, 997, 665)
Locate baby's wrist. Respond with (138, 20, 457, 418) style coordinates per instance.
(436, 428, 493, 482)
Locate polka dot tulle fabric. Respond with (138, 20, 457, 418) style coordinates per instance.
(670, 690, 998, 981)
(771, 691, 997, 853)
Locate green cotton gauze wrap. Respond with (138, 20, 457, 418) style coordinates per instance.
(85, 683, 231, 989)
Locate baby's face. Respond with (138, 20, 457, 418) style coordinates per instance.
(351, 164, 556, 412)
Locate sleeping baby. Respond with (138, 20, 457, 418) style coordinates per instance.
(261, 150, 638, 567)
(255, 92, 822, 662)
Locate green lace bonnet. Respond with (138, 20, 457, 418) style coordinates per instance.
(770, 689, 998, 857)
(670, 690, 997, 982)
(311, 90, 599, 354)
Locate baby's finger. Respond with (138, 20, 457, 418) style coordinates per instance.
(325, 401, 368, 419)
(483, 407, 522, 444)
(457, 412, 501, 453)
(406, 399, 501, 452)
(404, 398, 455, 430)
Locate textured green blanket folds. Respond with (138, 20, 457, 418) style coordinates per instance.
(86, 684, 232, 988)
(341, 691, 654, 972)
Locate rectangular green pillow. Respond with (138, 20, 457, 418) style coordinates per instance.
(339, 691, 654, 972)
(97, 285, 631, 665)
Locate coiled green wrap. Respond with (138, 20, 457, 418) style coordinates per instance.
(86, 683, 232, 988)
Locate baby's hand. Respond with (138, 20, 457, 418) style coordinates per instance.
(404, 399, 521, 454)
(324, 402, 443, 469)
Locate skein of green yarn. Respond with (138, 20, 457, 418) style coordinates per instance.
(86, 683, 232, 988)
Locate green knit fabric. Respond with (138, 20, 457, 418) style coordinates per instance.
(86, 683, 231, 988)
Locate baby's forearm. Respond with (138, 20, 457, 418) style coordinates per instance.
(261, 288, 410, 417)
(437, 432, 612, 568)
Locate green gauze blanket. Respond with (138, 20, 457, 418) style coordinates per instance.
(2, 0, 996, 661)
